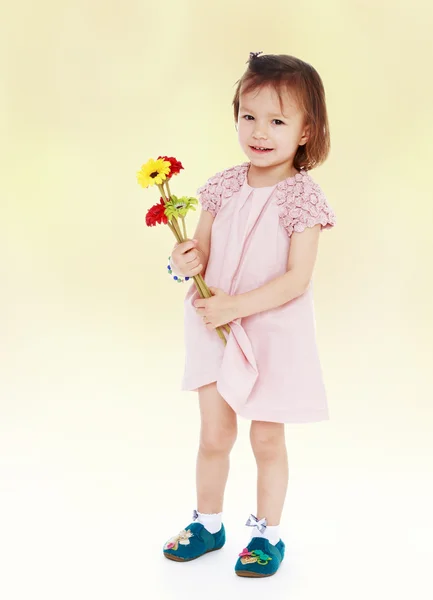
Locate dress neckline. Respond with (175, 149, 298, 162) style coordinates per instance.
(243, 161, 303, 190)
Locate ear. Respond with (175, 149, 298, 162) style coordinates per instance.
(298, 124, 311, 147)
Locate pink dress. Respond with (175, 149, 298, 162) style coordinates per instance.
(181, 162, 336, 423)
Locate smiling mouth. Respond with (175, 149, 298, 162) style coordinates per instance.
(250, 146, 273, 152)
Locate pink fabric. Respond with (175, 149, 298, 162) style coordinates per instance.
(181, 162, 336, 423)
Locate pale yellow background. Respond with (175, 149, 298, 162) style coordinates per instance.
(2, 1, 432, 598)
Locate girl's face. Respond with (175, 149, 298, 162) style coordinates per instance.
(237, 84, 310, 174)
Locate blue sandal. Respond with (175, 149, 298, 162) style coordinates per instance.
(163, 512, 226, 562)
(235, 536, 285, 577)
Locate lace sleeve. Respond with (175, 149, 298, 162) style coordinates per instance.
(196, 173, 224, 217)
(276, 175, 336, 237)
(196, 164, 249, 217)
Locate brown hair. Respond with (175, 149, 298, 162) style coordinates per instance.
(232, 54, 330, 171)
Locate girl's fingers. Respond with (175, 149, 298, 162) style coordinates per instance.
(186, 249, 197, 258)
(187, 264, 203, 276)
(185, 254, 199, 266)
(179, 240, 196, 254)
(173, 257, 198, 274)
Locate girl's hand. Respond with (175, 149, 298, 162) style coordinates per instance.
(194, 287, 239, 329)
(171, 239, 203, 277)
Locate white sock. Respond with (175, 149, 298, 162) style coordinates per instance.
(250, 525, 281, 545)
(196, 511, 222, 534)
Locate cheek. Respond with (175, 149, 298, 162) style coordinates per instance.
(237, 127, 244, 144)
(277, 131, 296, 149)
(237, 121, 249, 143)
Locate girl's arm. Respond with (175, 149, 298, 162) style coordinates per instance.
(234, 224, 322, 318)
(191, 209, 214, 276)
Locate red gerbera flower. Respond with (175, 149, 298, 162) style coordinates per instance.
(157, 156, 184, 177)
(145, 198, 168, 227)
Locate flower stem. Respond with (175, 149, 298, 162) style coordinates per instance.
(168, 221, 182, 243)
(167, 227, 227, 344)
(158, 184, 168, 203)
(216, 326, 228, 344)
(195, 274, 231, 335)
(171, 217, 185, 242)
(193, 275, 226, 344)
(180, 216, 187, 240)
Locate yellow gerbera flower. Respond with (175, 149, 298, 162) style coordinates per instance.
(136, 158, 171, 188)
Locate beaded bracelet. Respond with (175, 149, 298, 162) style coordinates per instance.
(167, 256, 190, 283)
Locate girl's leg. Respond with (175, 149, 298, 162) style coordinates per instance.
(196, 382, 237, 514)
(233, 422, 287, 577)
(163, 383, 235, 560)
(249, 420, 288, 525)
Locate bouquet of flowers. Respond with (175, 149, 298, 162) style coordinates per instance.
(137, 156, 230, 345)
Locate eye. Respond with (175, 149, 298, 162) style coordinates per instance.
(273, 119, 285, 125)
(242, 115, 254, 120)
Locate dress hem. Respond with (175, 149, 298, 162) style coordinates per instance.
(181, 384, 329, 424)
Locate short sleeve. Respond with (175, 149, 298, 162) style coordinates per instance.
(196, 164, 249, 217)
(196, 172, 224, 217)
(276, 175, 336, 237)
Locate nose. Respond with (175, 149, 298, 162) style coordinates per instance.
(252, 124, 268, 140)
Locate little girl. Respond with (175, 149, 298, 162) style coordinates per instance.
(162, 52, 336, 578)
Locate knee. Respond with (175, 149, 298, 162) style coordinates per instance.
(250, 421, 285, 461)
(199, 422, 237, 456)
